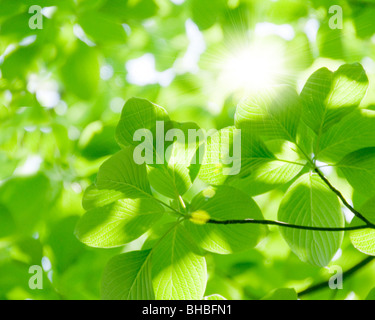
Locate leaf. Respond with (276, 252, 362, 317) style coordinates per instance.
(366, 288, 375, 300)
(115, 98, 170, 148)
(151, 224, 207, 300)
(185, 186, 266, 254)
(190, 0, 224, 30)
(204, 294, 227, 300)
(337, 147, 375, 196)
(60, 42, 99, 100)
(229, 160, 303, 196)
(101, 250, 154, 300)
(278, 173, 344, 267)
(78, 10, 127, 44)
(229, 138, 305, 196)
(0, 174, 57, 234)
(350, 197, 375, 256)
(267, 0, 308, 23)
(301, 63, 368, 135)
(82, 147, 152, 210)
(235, 85, 301, 142)
(197, 127, 241, 185)
(352, 6, 375, 39)
(100, 0, 158, 22)
(198, 127, 304, 193)
(285, 32, 313, 72)
(317, 24, 344, 60)
(0, 204, 15, 238)
(75, 198, 164, 248)
(261, 288, 298, 300)
(317, 109, 375, 163)
(147, 122, 201, 199)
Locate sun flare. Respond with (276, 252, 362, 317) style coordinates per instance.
(219, 42, 286, 94)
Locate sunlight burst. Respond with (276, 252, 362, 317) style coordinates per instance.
(220, 42, 285, 93)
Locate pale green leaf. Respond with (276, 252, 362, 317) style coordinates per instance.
(147, 122, 201, 199)
(235, 85, 301, 141)
(185, 186, 266, 254)
(152, 224, 207, 300)
(116, 97, 170, 148)
(0, 204, 16, 238)
(75, 198, 164, 248)
(350, 197, 375, 256)
(197, 127, 241, 185)
(82, 147, 152, 210)
(317, 109, 375, 163)
(301, 63, 368, 134)
(229, 136, 305, 196)
(229, 160, 303, 196)
(337, 147, 375, 196)
(101, 250, 154, 300)
(366, 288, 375, 300)
(278, 173, 344, 267)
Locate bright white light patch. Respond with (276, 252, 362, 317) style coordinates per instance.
(255, 22, 295, 41)
(14, 155, 42, 176)
(27, 74, 60, 108)
(100, 64, 114, 80)
(170, 0, 185, 4)
(126, 53, 174, 87)
(220, 43, 285, 93)
(42, 256, 52, 271)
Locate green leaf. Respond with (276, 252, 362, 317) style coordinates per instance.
(100, 0, 158, 22)
(0, 174, 57, 234)
(278, 173, 344, 267)
(190, 0, 224, 30)
(151, 224, 207, 300)
(317, 24, 344, 60)
(366, 288, 375, 300)
(350, 197, 375, 256)
(185, 186, 266, 254)
(82, 147, 152, 210)
(261, 288, 298, 300)
(101, 250, 154, 300)
(0, 204, 16, 238)
(197, 127, 241, 185)
(229, 160, 303, 196)
(317, 109, 375, 163)
(352, 6, 375, 39)
(301, 63, 368, 135)
(337, 147, 375, 196)
(147, 122, 201, 199)
(115, 98, 170, 148)
(78, 10, 127, 44)
(229, 138, 305, 196)
(60, 42, 99, 100)
(198, 127, 304, 193)
(267, 0, 308, 23)
(75, 198, 164, 248)
(235, 85, 301, 141)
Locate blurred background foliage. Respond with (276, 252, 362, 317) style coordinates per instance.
(1, 0, 375, 300)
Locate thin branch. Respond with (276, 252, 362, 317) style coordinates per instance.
(298, 256, 375, 297)
(314, 168, 375, 226)
(207, 218, 374, 232)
